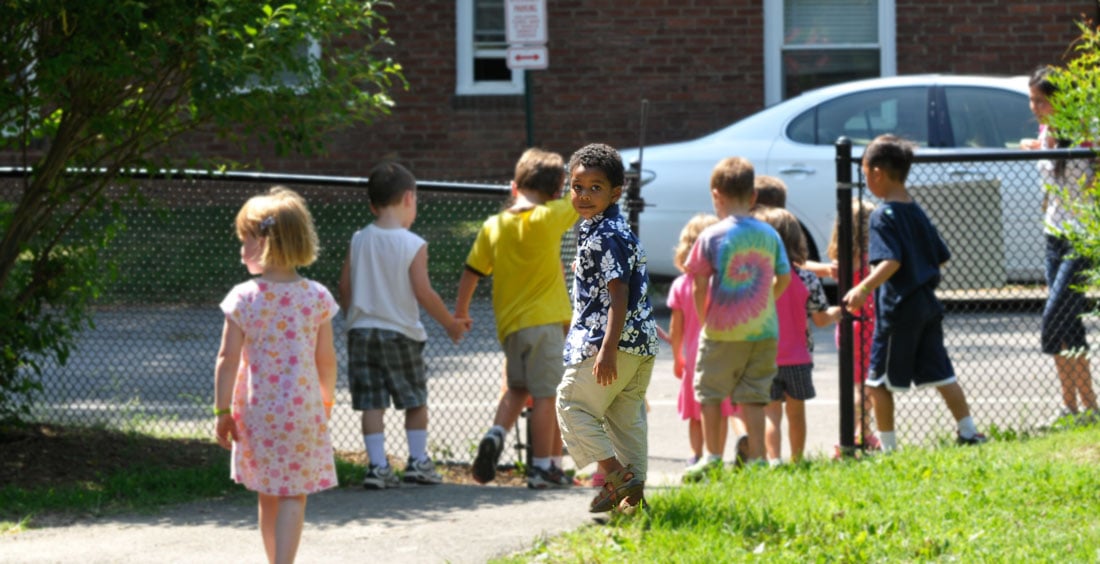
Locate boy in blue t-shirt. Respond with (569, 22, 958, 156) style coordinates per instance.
(557, 143, 659, 514)
(842, 134, 987, 451)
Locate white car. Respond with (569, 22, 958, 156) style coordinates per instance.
(621, 74, 1041, 284)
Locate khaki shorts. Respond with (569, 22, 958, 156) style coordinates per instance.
(694, 338, 777, 405)
(502, 323, 566, 398)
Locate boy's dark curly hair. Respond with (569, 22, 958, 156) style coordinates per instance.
(567, 143, 624, 187)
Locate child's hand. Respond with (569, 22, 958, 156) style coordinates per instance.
(673, 356, 684, 380)
(656, 325, 671, 343)
(593, 348, 618, 387)
(842, 285, 870, 314)
(215, 413, 239, 450)
(446, 317, 470, 343)
(826, 305, 843, 323)
(324, 401, 333, 419)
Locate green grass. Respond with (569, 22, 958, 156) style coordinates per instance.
(501, 426, 1100, 562)
(0, 433, 368, 530)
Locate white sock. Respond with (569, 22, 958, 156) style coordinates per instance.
(533, 457, 551, 471)
(551, 456, 563, 469)
(364, 433, 387, 467)
(706, 453, 722, 464)
(768, 458, 782, 467)
(879, 431, 897, 452)
(957, 416, 978, 438)
(407, 429, 428, 462)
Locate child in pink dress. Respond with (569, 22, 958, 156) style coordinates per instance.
(755, 207, 840, 464)
(214, 187, 338, 564)
(666, 214, 744, 465)
(828, 199, 879, 450)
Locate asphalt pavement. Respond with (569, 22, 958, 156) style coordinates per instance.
(0, 322, 849, 564)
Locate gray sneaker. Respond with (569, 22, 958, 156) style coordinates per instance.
(403, 457, 443, 485)
(362, 464, 400, 490)
(527, 465, 572, 489)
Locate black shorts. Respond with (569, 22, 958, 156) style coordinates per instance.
(867, 287, 956, 391)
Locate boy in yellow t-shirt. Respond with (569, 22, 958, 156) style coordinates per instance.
(455, 148, 579, 489)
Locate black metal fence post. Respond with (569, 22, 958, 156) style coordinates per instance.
(836, 137, 856, 457)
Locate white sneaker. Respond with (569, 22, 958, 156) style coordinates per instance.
(403, 457, 443, 485)
(362, 464, 400, 490)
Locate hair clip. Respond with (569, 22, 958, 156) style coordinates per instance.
(259, 216, 275, 234)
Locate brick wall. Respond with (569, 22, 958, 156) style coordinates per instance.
(895, 1, 1095, 74)
(265, 0, 1100, 181)
(3, 1, 1096, 180)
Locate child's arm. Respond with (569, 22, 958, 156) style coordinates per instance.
(813, 306, 842, 327)
(669, 309, 685, 379)
(454, 267, 482, 323)
(338, 250, 352, 313)
(315, 319, 337, 418)
(692, 272, 708, 324)
(773, 272, 791, 298)
(410, 245, 470, 343)
(594, 278, 628, 386)
(213, 318, 243, 449)
(842, 259, 901, 313)
(802, 260, 836, 280)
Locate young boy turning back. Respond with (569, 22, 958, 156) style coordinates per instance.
(683, 157, 791, 483)
(842, 135, 986, 451)
(557, 143, 659, 514)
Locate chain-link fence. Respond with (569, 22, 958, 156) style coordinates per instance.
(10, 145, 1096, 462)
(836, 144, 1100, 447)
(0, 172, 579, 466)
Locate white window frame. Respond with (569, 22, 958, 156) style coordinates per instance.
(763, 0, 896, 106)
(455, 0, 525, 96)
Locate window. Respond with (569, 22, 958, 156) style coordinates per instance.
(764, 0, 895, 105)
(456, 0, 524, 95)
(238, 37, 321, 94)
(786, 87, 927, 146)
(943, 87, 1035, 149)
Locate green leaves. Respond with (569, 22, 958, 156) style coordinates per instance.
(0, 0, 405, 420)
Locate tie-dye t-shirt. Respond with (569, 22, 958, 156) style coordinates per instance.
(683, 215, 789, 342)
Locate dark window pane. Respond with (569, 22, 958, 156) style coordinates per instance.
(474, 56, 512, 82)
(782, 49, 879, 99)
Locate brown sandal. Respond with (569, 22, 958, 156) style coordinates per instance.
(589, 464, 644, 513)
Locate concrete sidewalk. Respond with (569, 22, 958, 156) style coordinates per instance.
(1, 326, 843, 563)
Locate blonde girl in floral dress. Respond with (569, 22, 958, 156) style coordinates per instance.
(214, 187, 338, 564)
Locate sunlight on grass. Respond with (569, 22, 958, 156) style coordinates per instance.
(502, 426, 1100, 561)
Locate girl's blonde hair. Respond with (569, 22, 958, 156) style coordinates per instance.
(753, 206, 807, 266)
(674, 213, 719, 271)
(234, 186, 320, 269)
(827, 199, 875, 263)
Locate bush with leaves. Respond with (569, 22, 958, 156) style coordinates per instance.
(1044, 21, 1100, 288)
(0, 1, 404, 421)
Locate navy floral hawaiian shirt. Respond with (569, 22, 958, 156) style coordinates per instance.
(564, 203, 660, 365)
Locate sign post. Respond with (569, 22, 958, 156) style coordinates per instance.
(505, 0, 548, 147)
